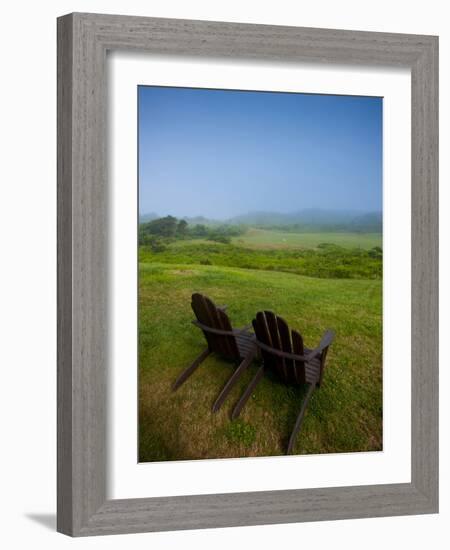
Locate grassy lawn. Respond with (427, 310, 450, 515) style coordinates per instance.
(141, 240, 382, 280)
(232, 228, 382, 249)
(139, 261, 382, 462)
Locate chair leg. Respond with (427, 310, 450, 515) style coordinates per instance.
(231, 366, 265, 419)
(212, 352, 255, 413)
(172, 348, 211, 391)
(286, 383, 315, 455)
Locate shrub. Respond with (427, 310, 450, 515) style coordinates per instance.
(150, 239, 167, 253)
(208, 234, 231, 244)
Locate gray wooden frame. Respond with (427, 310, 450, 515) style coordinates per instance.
(57, 12, 438, 537)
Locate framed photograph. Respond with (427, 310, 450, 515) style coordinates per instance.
(136, 85, 383, 463)
(57, 13, 438, 536)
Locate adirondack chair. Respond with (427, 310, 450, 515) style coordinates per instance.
(172, 293, 258, 412)
(232, 311, 335, 455)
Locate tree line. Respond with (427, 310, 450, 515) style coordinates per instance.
(139, 215, 245, 249)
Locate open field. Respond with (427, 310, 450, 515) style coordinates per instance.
(139, 259, 382, 461)
(140, 238, 382, 280)
(231, 229, 382, 250)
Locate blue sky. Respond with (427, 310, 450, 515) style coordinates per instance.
(138, 86, 382, 219)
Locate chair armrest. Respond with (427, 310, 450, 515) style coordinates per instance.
(305, 330, 335, 360)
(255, 331, 335, 362)
(317, 329, 335, 351)
(192, 320, 235, 336)
(192, 320, 254, 337)
(255, 340, 309, 362)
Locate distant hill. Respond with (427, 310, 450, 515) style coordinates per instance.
(139, 212, 159, 223)
(140, 213, 222, 226)
(181, 215, 222, 226)
(228, 209, 382, 232)
(347, 212, 383, 233)
(139, 209, 382, 232)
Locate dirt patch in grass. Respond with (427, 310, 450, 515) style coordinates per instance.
(170, 268, 197, 276)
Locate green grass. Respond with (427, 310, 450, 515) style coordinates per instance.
(139, 261, 382, 461)
(232, 228, 382, 250)
(140, 240, 382, 280)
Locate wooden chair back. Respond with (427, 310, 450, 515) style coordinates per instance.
(252, 311, 307, 385)
(191, 293, 240, 360)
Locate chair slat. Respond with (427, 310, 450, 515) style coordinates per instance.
(264, 311, 287, 380)
(291, 329, 306, 384)
(191, 293, 217, 351)
(252, 311, 311, 385)
(203, 294, 226, 356)
(277, 315, 294, 383)
(253, 312, 276, 371)
(217, 307, 239, 358)
(191, 293, 240, 360)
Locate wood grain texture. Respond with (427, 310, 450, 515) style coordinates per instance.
(57, 12, 439, 537)
(410, 36, 439, 507)
(57, 13, 74, 535)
